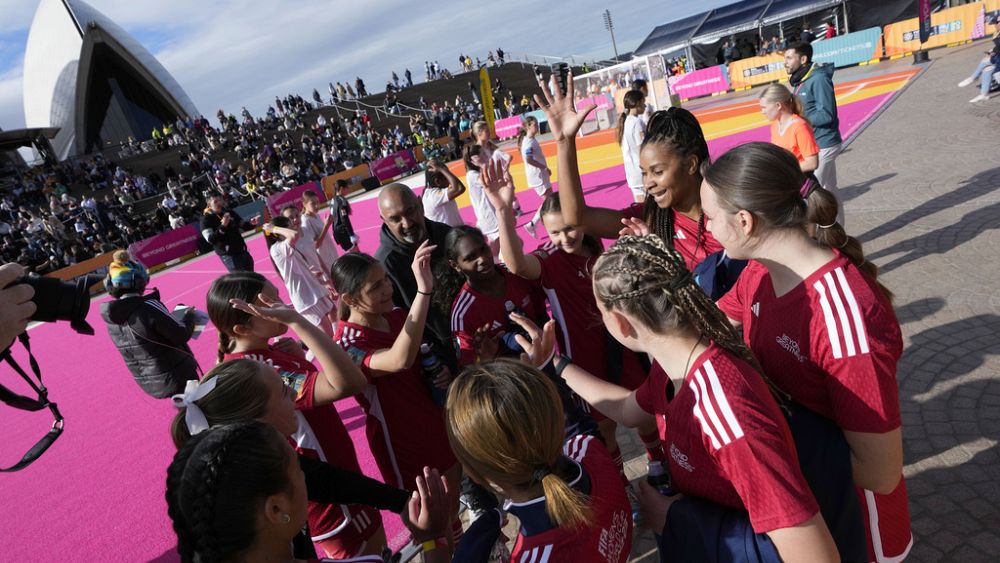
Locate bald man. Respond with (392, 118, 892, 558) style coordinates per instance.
(374, 183, 456, 367)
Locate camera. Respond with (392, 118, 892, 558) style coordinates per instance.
(551, 62, 570, 96)
(13, 275, 97, 336)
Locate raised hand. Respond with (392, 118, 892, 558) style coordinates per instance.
(410, 240, 436, 295)
(619, 217, 651, 237)
(509, 313, 556, 368)
(405, 466, 456, 543)
(473, 323, 500, 362)
(229, 292, 303, 325)
(533, 70, 595, 143)
(480, 158, 516, 210)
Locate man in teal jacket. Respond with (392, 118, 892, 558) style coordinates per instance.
(785, 41, 844, 225)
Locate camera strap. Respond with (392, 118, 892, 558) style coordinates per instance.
(0, 332, 64, 472)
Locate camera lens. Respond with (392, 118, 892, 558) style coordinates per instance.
(14, 275, 96, 335)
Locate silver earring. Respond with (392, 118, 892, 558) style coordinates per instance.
(281, 514, 290, 524)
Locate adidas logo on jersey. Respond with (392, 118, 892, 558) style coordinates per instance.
(675, 229, 686, 240)
(751, 302, 760, 317)
(491, 320, 503, 330)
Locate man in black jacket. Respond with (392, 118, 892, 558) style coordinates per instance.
(100, 253, 199, 398)
(373, 184, 456, 368)
(200, 194, 254, 271)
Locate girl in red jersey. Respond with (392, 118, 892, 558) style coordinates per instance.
(557, 234, 840, 562)
(330, 244, 462, 525)
(203, 271, 390, 559)
(704, 142, 910, 563)
(167, 420, 456, 563)
(534, 73, 723, 276)
(478, 157, 659, 480)
(447, 358, 633, 563)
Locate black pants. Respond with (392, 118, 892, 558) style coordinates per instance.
(219, 250, 254, 272)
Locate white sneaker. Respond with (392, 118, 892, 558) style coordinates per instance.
(970, 94, 990, 103)
(958, 77, 975, 88)
(524, 220, 537, 239)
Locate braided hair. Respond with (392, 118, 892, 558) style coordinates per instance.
(593, 235, 787, 404)
(206, 272, 268, 363)
(639, 108, 710, 255)
(165, 421, 294, 563)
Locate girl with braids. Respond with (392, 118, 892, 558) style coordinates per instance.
(516, 115, 552, 238)
(554, 234, 838, 562)
(617, 89, 647, 203)
(759, 84, 819, 173)
(330, 245, 463, 540)
(705, 142, 910, 563)
(167, 420, 456, 563)
(537, 72, 722, 274)
(264, 213, 335, 337)
(479, 157, 660, 484)
(205, 272, 387, 559)
(446, 358, 633, 563)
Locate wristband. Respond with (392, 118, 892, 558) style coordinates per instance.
(420, 537, 448, 553)
(416, 290, 433, 296)
(553, 354, 571, 379)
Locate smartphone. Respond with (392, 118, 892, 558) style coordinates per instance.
(551, 63, 570, 96)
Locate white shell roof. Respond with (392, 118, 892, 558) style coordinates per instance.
(22, 0, 198, 157)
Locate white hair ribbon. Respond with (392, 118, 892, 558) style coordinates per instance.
(171, 377, 220, 435)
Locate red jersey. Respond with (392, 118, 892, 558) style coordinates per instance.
(537, 248, 646, 394)
(508, 435, 632, 563)
(717, 254, 911, 558)
(634, 343, 818, 533)
(622, 203, 723, 271)
(450, 265, 544, 366)
(225, 348, 380, 553)
(335, 309, 456, 490)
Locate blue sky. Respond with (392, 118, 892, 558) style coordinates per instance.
(0, 0, 738, 131)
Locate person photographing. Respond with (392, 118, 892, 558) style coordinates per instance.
(201, 194, 254, 272)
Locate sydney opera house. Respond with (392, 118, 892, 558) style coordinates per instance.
(22, 0, 199, 159)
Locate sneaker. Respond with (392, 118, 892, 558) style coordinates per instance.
(459, 478, 499, 525)
(958, 77, 975, 88)
(970, 94, 990, 103)
(524, 220, 537, 239)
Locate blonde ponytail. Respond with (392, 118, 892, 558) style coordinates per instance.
(539, 462, 590, 529)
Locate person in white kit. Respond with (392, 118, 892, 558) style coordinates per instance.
(517, 115, 553, 238)
(298, 189, 339, 272)
(264, 215, 336, 337)
(618, 90, 647, 203)
(462, 144, 501, 257)
(421, 158, 466, 227)
(472, 120, 522, 216)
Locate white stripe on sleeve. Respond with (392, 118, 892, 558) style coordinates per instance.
(813, 280, 843, 359)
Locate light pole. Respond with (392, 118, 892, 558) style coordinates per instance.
(603, 9, 620, 63)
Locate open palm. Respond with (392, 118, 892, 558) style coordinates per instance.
(533, 71, 596, 142)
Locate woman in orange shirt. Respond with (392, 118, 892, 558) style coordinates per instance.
(760, 83, 819, 173)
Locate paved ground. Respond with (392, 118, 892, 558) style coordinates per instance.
(617, 42, 1000, 561)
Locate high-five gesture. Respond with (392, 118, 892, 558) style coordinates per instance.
(480, 157, 516, 211)
(534, 70, 596, 142)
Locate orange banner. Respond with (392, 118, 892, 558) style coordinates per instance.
(47, 251, 114, 281)
(883, 2, 986, 56)
(727, 53, 785, 89)
(321, 163, 371, 198)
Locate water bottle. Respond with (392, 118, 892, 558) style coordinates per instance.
(500, 301, 528, 353)
(420, 343, 448, 406)
(646, 460, 675, 496)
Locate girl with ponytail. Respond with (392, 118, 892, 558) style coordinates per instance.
(704, 142, 910, 562)
(555, 234, 838, 562)
(516, 115, 553, 238)
(167, 420, 454, 563)
(204, 272, 389, 559)
(446, 358, 633, 562)
(759, 84, 819, 173)
(617, 89, 647, 203)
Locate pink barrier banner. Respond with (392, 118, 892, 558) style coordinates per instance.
(371, 150, 418, 182)
(668, 66, 730, 99)
(266, 181, 325, 216)
(494, 116, 523, 138)
(129, 224, 200, 269)
(576, 95, 611, 121)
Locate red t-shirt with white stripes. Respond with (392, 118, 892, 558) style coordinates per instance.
(509, 435, 633, 563)
(634, 343, 818, 533)
(717, 253, 911, 560)
(621, 204, 723, 271)
(537, 248, 646, 391)
(450, 265, 545, 366)
(225, 348, 380, 552)
(716, 253, 902, 433)
(334, 309, 456, 490)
